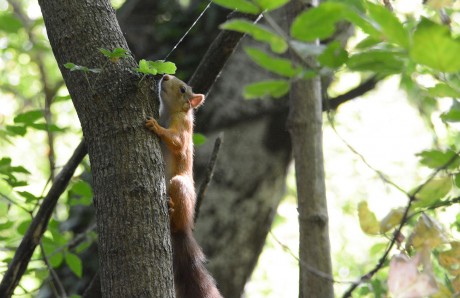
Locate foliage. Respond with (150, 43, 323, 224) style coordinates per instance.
(213, 0, 460, 296)
(1, 0, 460, 297)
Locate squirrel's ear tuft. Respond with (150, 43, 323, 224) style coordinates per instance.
(163, 74, 172, 81)
(189, 94, 205, 109)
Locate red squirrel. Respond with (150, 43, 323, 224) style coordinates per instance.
(145, 75, 222, 298)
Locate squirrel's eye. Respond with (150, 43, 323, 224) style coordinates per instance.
(180, 86, 186, 94)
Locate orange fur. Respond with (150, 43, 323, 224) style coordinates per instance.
(145, 75, 222, 298)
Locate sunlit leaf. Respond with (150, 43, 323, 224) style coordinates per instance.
(427, 83, 460, 98)
(410, 18, 460, 72)
(6, 125, 27, 136)
(291, 2, 349, 41)
(438, 241, 460, 275)
(416, 149, 459, 169)
(65, 252, 83, 278)
(317, 41, 348, 68)
(245, 47, 301, 77)
(357, 201, 380, 235)
(14, 110, 44, 125)
(380, 207, 405, 234)
(346, 50, 405, 75)
(243, 80, 290, 99)
(408, 214, 447, 249)
(220, 19, 287, 53)
(70, 180, 93, 198)
(99, 47, 129, 62)
(17, 191, 40, 203)
(0, 13, 22, 33)
(441, 102, 460, 122)
(49, 252, 64, 268)
(365, 2, 409, 49)
(413, 177, 452, 208)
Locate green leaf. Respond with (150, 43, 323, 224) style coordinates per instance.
(454, 173, 460, 189)
(69, 180, 93, 206)
(220, 19, 287, 53)
(14, 110, 44, 125)
(70, 180, 93, 198)
(148, 60, 177, 75)
(65, 252, 83, 278)
(414, 177, 452, 208)
(49, 252, 64, 268)
(64, 63, 101, 74)
(193, 133, 207, 146)
(441, 101, 460, 122)
(212, 0, 260, 14)
(290, 2, 378, 42)
(358, 201, 380, 235)
(245, 47, 301, 77)
(291, 2, 348, 41)
(99, 47, 129, 61)
(410, 18, 460, 72)
(17, 191, 40, 203)
(417, 149, 459, 169)
(253, 0, 290, 12)
(0, 13, 22, 33)
(346, 50, 405, 75)
(317, 41, 349, 68)
(135, 59, 157, 75)
(243, 80, 290, 99)
(17, 219, 31, 235)
(0, 220, 14, 231)
(365, 2, 409, 49)
(427, 83, 460, 98)
(6, 125, 27, 136)
(380, 207, 405, 233)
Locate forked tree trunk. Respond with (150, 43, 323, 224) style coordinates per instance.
(38, 1, 174, 297)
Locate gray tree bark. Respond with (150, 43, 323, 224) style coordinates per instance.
(38, 1, 174, 297)
(286, 1, 334, 297)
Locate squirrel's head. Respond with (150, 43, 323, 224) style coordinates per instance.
(161, 75, 205, 113)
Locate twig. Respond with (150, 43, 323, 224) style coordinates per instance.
(39, 242, 67, 298)
(326, 111, 407, 195)
(270, 232, 354, 284)
(326, 76, 379, 111)
(194, 134, 223, 222)
(342, 151, 460, 297)
(0, 141, 87, 298)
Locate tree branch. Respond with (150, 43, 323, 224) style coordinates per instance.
(326, 76, 379, 110)
(342, 151, 460, 297)
(195, 134, 223, 222)
(0, 141, 87, 298)
(188, 11, 259, 94)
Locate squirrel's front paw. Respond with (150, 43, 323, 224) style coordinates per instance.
(145, 117, 159, 131)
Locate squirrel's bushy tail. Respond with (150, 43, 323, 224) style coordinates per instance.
(172, 230, 222, 298)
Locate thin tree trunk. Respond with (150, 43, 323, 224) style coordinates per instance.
(286, 1, 334, 297)
(38, 1, 174, 297)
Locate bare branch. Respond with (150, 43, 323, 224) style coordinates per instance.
(195, 134, 223, 222)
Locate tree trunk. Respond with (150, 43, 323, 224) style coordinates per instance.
(286, 1, 334, 297)
(38, 1, 174, 297)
